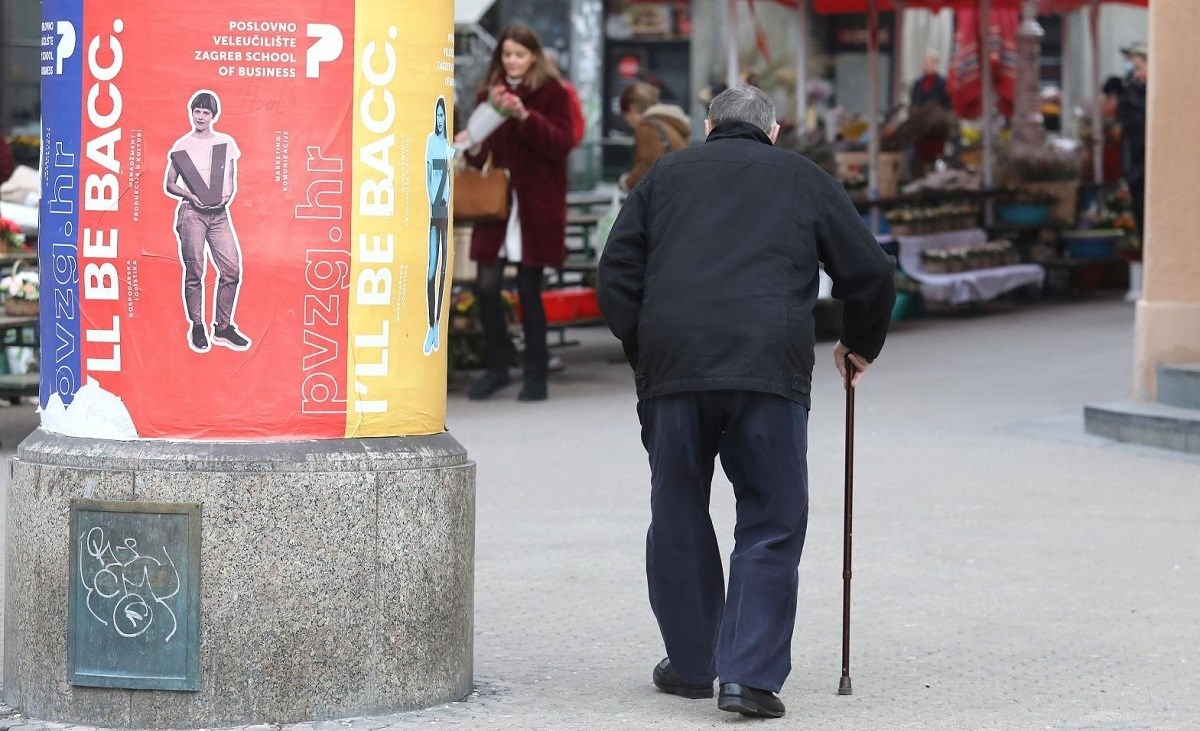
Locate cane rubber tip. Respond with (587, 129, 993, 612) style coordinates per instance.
(838, 677, 853, 695)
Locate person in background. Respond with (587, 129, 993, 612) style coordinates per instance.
(909, 50, 953, 175)
(910, 50, 952, 109)
(618, 82, 691, 192)
(598, 85, 895, 720)
(1099, 75, 1125, 183)
(454, 24, 574, 402)
(1117, 41, 1148, 238)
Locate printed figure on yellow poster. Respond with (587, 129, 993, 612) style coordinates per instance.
(164, 90, 252, 354)
(424, 96, 453, 355)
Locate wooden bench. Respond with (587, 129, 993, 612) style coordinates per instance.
(566, 210, 603, 261)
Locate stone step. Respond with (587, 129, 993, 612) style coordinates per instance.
(1158, 362, 1200, 409)
(1084, 400, 1200, 454)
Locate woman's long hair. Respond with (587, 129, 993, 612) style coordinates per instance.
(479, 24, 561, 93)
(433, 97, 447, 138)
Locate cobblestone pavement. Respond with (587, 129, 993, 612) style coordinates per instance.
(2, 297, 1198, 730)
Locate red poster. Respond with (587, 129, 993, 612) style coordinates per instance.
(76, 3, 354, 439)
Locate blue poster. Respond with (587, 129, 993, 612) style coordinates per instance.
(39, 0, 84, 406)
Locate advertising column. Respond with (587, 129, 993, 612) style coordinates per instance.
(12, 2, 473, 722)
(39, 0, 455, 440)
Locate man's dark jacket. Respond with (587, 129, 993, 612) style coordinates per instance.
(910, 73, 952, 110)
(1117, 76, 1146, 182)
(597, 121, 895, 408)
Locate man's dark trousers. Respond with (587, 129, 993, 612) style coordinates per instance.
(638, 390, 809, 693)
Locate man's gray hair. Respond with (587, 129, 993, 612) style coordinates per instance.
(707, 85, 776, 135)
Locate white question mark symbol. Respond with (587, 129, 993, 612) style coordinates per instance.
(55, 21, 77, 75)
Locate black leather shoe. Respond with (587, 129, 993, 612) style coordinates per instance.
(652, 658, 713, 699)
(718, 683, 785, 718)
(467, 370, 511, 400)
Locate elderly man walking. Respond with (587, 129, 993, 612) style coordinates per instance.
(598, 86, 895, 719)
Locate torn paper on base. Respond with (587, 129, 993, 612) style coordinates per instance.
(40, 377, 140, 440)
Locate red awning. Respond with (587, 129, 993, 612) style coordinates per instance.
(946, 7, 1019, 118)
(1039, 0, 1147, 12)
(811, 0, 1026, 12)
(627, 0, 1146, 13)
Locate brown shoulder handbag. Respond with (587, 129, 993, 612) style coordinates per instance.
(454, 153, 510, 223)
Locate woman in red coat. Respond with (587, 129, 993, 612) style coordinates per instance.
(456, 25, 574, 402)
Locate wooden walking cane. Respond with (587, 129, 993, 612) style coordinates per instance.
(838, 355, 856, 696)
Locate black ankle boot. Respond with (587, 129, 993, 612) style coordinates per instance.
(517, 377, 547, 401)
(467, 370, 511, 400)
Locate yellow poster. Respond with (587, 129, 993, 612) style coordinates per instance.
(348, 0, 454, 436)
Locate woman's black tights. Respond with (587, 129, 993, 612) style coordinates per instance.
(475, 260, 548, 381)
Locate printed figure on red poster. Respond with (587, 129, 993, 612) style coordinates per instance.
(164, 90, 252, 354)
(424, 96, 452, 356)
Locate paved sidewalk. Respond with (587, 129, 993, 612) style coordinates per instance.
(2, 297, 1197, 730)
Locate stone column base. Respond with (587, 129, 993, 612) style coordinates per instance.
(4, 430, 474, 728)
(1134, 300, 1200, 401)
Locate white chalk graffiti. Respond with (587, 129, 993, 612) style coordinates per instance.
(78, 527, 181, 642)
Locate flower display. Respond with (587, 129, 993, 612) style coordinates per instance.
(447, 284, 520, 372)
(0, 217, 27, 252)
(450, 288, 476, 317)
(1075, 182, 1140, 261)
(449, 285, 519, 323)
(1079, 184, 1137, 232)
(0, 264, 38, 327)
(1, 268, 38, 301)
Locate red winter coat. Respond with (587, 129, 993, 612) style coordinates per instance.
(0, 137, 14, 185)
(468, 78, 574, 268)
(562, 80, 586, 147)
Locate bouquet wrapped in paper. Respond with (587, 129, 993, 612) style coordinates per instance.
(456, 102, 510, 151)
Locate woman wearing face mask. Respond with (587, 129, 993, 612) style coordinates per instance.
(455, 24, 574, 402)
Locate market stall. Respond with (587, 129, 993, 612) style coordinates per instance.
(818, 1, 1152, 312)
(895, 227, 1044, 303)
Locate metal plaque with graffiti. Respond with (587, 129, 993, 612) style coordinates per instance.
(68, 499, 201, 691)
(79, 527, 182, 640)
